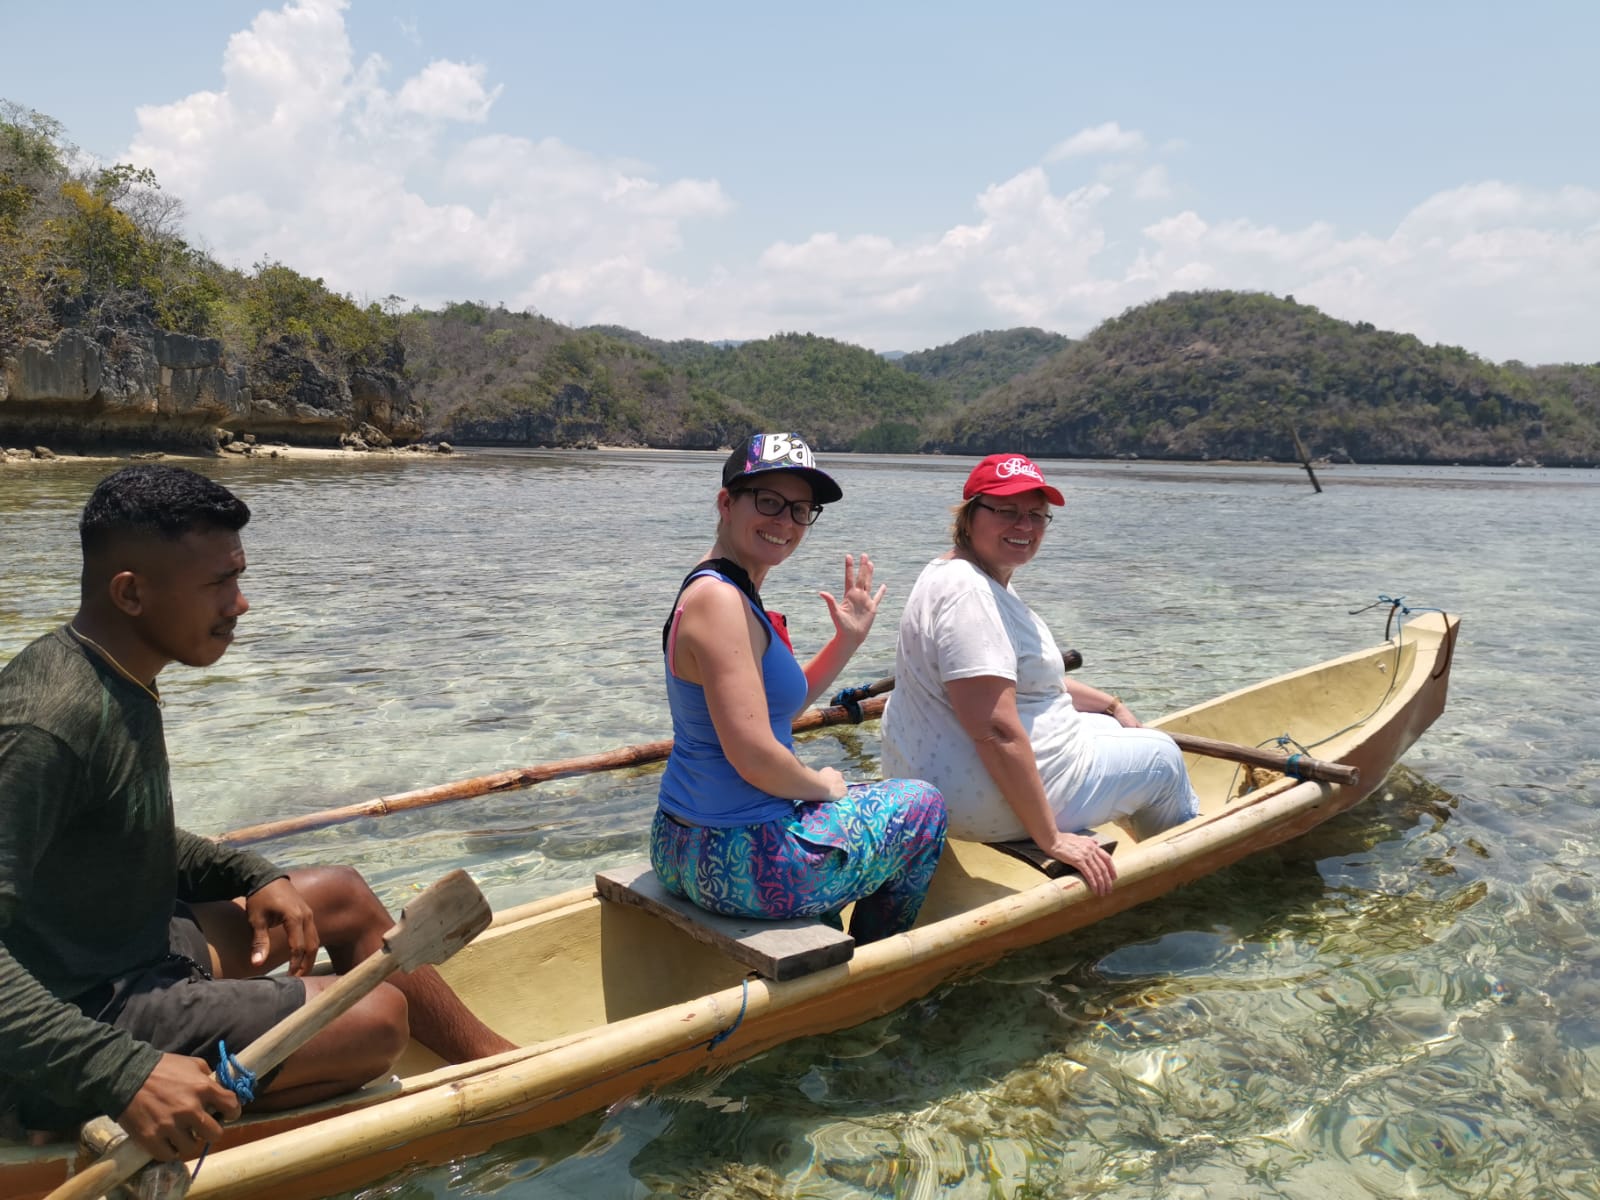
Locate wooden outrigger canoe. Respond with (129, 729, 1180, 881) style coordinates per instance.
(8, 611, 1458, 1200)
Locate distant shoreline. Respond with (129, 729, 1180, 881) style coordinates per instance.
(5, 441, 1589, 472)
(0, 444, 451, 467)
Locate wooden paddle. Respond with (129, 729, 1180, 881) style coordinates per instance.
(49, 869, 493, 1200)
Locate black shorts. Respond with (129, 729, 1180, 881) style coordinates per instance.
(18, 904, 304, 1128)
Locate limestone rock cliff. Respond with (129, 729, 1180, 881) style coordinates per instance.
(0, 325, 422, 451)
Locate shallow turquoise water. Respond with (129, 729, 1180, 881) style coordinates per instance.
(3, 451, 1598, 1198)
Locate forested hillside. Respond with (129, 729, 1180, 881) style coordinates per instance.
(402, 305, 756, 448)
(7, 102, 1597, 464)
(409, 319, 946, 451)
(688, 333, 945, 451)
(932, 292, 1600, 465)
(1, 104, 403, 387)
(896, 328, 1071, 406)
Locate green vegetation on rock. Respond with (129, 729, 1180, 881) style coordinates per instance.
(1, 102, 403, 401)
(6, 101, 1597, 465)
(403, 304, 757, 448)
(932, 291, 1600, 465)
(896, 328, 1071, 407)
(688, 332, 947, 451)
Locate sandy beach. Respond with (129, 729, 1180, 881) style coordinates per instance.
(0, 443, 454, 467)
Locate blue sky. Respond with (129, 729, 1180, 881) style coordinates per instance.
(4, 0, 1596, 361)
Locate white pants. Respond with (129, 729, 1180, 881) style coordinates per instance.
(1053, 714, 1201, 840)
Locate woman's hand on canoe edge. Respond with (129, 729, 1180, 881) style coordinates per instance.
(1042, 831, 1117, 896)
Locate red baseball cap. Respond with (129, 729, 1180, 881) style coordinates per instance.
(962, 453, 1065, 505)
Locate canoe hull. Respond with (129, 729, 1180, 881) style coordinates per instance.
(7, 613, 1458, 1200)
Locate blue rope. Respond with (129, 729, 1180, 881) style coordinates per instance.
(707, 978, 750, 1050)
(189, 1040, 256, 1184)
(215, 1039, 257, 1104)
(1351, 593, 1448, 642)
(830, 682, 875, 724)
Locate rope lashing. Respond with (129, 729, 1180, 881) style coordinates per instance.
(215, 1039, 257, 1105)
(1271, 734, 1315, 781)
(1349, 593, 1448, 641)
(830, 682, 876, 724)
(189, 1040, 258, 1184)
(707, 978, 751, 1051)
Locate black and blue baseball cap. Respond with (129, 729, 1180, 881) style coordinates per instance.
(721, 433, 843, 504)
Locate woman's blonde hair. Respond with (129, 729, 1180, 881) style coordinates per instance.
(950, 497, 982, 550)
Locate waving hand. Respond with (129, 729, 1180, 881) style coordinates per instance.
(819, 553, 887, 651)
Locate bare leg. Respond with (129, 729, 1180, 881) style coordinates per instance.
(244, 976, 409, 1110)
(201, 866, 515, 1062)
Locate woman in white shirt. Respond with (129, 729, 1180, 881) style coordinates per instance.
(880, 453, 1199, 894)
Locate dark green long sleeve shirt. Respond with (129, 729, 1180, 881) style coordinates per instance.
(0, 629, 283, 1121)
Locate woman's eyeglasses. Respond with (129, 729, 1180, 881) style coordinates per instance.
(973, 501, 1053, 526)
(734, 487, 824, 526)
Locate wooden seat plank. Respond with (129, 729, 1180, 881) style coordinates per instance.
(595, 863, 854, 981)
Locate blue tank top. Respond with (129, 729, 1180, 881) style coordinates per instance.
(658, 569, 808, 827)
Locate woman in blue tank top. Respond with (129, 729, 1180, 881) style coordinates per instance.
(651, 433, 947, 943)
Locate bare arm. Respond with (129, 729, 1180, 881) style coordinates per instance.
(944, 675, 1117, 895)
(802, 553, 888, 708)
(674, 580, 845, 801)
(1064, 678, 1141, 727)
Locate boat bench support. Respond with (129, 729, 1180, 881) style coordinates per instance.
(987, 831, 1119, 879)
(594, 863, 855, 981)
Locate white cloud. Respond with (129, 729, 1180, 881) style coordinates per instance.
(1046, 121, 1147, 161)
(127, 0, 726, 307)
(120, 2, 1599, 363)
(1133, 164, 1172, 201)
(394, 61, 499, 122)
(708, 173, 1600, 363)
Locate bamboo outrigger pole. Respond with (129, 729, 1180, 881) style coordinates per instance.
(217, 684, 897, 846)
(217, 646, 1355, 847)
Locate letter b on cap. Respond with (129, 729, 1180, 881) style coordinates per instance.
(760, 433, 813, 468)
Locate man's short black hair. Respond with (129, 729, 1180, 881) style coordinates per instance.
(79, 465, 251, 558)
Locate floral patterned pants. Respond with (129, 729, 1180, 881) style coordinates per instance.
(650, 778, 947, 944)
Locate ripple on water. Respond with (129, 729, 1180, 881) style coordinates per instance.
(8, 456, 1600, 1199)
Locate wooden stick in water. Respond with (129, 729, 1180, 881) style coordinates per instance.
(216, 682, 900, 846)
(216, 645, 1358, 844)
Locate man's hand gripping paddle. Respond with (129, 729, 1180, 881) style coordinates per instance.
(48, 869, 493, 1200)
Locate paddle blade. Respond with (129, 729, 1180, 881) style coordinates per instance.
(120, 1160, 191, 1199)
(381, 868, 492, 972)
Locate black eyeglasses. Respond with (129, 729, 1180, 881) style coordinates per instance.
(734, 487, 824, 526)
(973, 501, 1052, 526)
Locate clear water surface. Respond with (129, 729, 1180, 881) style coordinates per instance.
(2, 450, 1597, 1198)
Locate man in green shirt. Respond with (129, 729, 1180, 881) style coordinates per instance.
(0, 465, 513, 1163)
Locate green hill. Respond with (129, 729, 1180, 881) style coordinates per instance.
(403, 305, 755, 448)
(580, 324, 725, 369)
(8, 105, 1598, 464)
(687, 332, 947, 452)
(934, 291, 1600, 465)
(408, 318, 947, 451)
(895, 328, 1072, 407)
